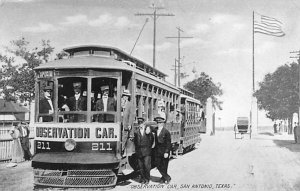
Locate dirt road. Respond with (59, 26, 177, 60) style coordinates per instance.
(1, 130, 300, 191)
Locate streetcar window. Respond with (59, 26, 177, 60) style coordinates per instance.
(73, 51, 90, 57)
(38, 80, 54, 122)
(93, 50, 110, 57)
(57, 77, 87, 123)
(91, 77, 117, 123)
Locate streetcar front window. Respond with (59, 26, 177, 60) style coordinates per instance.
(58, 77, 87, 123)
(91, 77, 117, 123)
(38, 80, 54, 122)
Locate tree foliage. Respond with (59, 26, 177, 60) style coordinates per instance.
(254, 62, 299, 120)
(183, 72, 223, 109)
(0, 38, 54, 102)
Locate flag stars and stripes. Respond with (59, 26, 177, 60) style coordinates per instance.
(254, 13, 285, 37)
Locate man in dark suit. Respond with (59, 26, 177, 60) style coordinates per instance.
(68, 87, 87, 111)
(95, 85, 116, 122)
(153, 114, 172, 184)
(39, 86, 54, 122)
(67, 83, 87, 122)
(18, 122, 32, 160)
(95, 85, 116, 112)
(133, 117, 154, 184)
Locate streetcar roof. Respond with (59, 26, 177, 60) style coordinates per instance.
(36, 45, 167, 78)
(180, 94, 201, 105)
(34, 56, 133, 71)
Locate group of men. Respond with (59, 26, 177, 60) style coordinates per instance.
(132, 114, 172, 185)
(39, 82, 172, 184)
(39, 83, 120, 122)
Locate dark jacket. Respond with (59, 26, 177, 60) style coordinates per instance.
(95, 97, 116, 111)
(39, 97, 52, 114)
(134, 127, 154, 158)
(68, 96, 87, 111)
(154, 127, 171, 157)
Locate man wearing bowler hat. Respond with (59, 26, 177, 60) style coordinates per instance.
(68, 82, 87, 111)
(67, 82, 87, 122)
(153, 113, 172, 184)
(39, 85, 54, 122)
(133, 116, 154, 184)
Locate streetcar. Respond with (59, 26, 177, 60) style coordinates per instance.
(31, 45, 205, 188)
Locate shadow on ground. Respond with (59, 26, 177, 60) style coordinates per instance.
(258, 132, 274, 136)
(273, 139, 300, 153)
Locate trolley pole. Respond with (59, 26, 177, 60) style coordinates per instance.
(290, 50, 300, 124)
(166, 27, 193, 87)
(135, 4, 174, 68)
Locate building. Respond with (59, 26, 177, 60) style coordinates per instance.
(0, 99, 29, 127)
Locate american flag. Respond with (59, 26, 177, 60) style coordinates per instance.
(254, 13, 285, 37)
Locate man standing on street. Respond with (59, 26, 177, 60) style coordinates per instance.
(294, 122, 298, 143)
(133, 117, 154, 184)
(273, 122, 277, 134)
(153, 114, 172, 184)
(18, 122, 32, 160)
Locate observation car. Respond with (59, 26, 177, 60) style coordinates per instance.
(31, 45, 205, 188)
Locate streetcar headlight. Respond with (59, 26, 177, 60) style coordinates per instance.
(64, 139, 76, 151)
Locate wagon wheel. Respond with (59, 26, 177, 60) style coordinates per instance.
(234, 129, 237, 139)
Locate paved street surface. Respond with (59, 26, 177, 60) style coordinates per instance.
(1, 129, 300, 191)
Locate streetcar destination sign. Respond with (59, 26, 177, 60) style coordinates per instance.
(35, 124, 119, 141)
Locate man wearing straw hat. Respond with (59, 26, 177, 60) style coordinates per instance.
(121, 89, 135, 157)
(96, 85, 116, 112)
(153, 113, 172, 184)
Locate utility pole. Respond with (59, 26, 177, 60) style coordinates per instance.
(290, 50, 300, 125)
(135, 4, 174, 68)
(171, 59, 178, 86)
(166, 27, 193, 87)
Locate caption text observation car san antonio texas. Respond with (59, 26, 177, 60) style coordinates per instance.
(31, 45, 206, 188)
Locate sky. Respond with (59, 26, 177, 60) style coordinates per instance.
(1, 0, 300, 127)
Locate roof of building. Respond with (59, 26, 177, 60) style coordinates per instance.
(0, 99, 29, 113)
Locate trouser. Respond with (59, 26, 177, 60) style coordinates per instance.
(20, 137, 32, 160)
(294, 127, 297, 143)
(155, 156, 171, 181)
(137, 155, 151, 181)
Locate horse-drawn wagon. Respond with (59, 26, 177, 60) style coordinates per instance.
(234, 117, 251, 139)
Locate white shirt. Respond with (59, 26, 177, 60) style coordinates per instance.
(103, 96, 108, 112)
(157, 126, 163, 136)
(45, 96, 54, 114)
(21, 126, 27, 137)
(140, 125, 145, 136)
(75, 94, 80, 100)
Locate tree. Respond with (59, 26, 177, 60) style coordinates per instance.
(183, 72, 223, 109)
(254, 62, 299, 121)
(0, 38, 54, 102)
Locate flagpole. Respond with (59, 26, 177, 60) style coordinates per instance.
(252, 11, 255, 93)
(251, 11, 254, 133)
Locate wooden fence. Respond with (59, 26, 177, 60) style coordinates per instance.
(0, 125, 34, 162)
